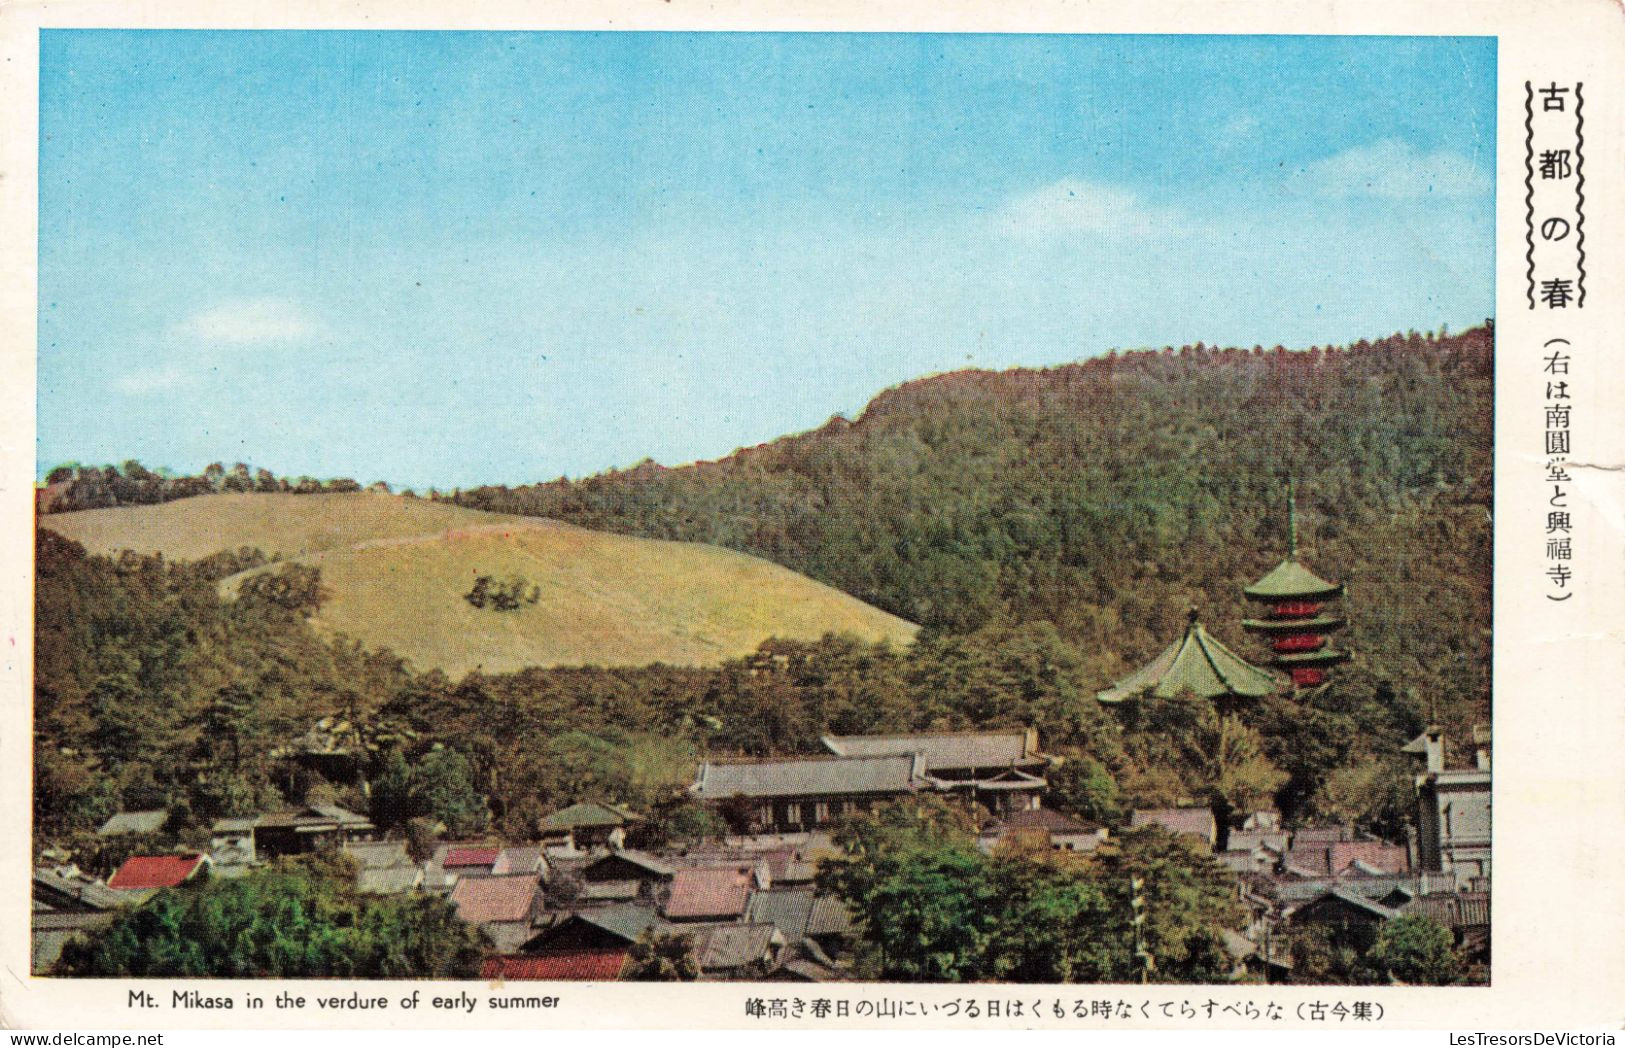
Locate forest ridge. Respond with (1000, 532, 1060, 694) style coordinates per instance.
(455, 325, 1494, 736)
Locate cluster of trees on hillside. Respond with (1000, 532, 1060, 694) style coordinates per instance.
(464, 573, 541, 611)
(451, 326, 1493, 746)
(37, 460, 399, 514)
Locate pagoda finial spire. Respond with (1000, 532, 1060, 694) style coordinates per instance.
(1287, 477, 1298, 559)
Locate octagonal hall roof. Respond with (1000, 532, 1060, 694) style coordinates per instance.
(1243, 558, 1344, 601)
(1096, 611, 1287, 704)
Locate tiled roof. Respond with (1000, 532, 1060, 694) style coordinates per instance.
(1285, 840, 1409, 878)
(821, 730, 1042, 770)
(1131, 808, 1217, 840)
(1404, 892, 1490, 930)
(493, 846, 546, 876)
(449, 874, 539, 925)
(444, 846, 501, 869)
(357, 866, 423, 895)
(1244, 558, 1344, 600)
(579, 904, 665, 942)
(1328, 841, 1409, 876)
(97, 810, 168, 836)
(540, 802, 642, 830)
(986, 808, 1096, 835)
(692, 754, 926, 800)
(343, 840, 412, 869)
(585, 850, 676, 879)
(805, 895, 857, 937)
(1292, 826, 1353, 845)
(773, 958, 839, 982)
(745, 888, 816, 942)
(256, 805, 372, 829)
(664, 867, 754, 920)
(1226, 830, 1290, 854)
(1262, 874, 1417, 905)
(108, 854, 206, 891)
(1098, 615, 1285, 703)
(33, 867, 128, 910)
(689, 922, 780, 971)
(1291, 887, 1400, 922)
(482, 952, 628, 981)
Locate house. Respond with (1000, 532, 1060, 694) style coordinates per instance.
(1284, 887, 1399, 954)
(804, 894, 858, 958)
(1130, 808, 1218, 849)
(1404, 727, 1491, 887)
(493, 845, 548, 878)
(1283, 838, 1410, 879)
(744, 887, 817, 943)
(32, 866, 126, 974)
(107, 854, 209, 893)
(539, 801, 643, 852)
(576, 849, 674, 904)
(1226, 828, 1290, 855)
(449, 874, 545, 952)
(979, 808, 1108, 854)
(344, 840, 422, 895)
(662, 866, 761, 922)
(582, 849, 675, 884)
(33, 865, 128, 912)
(688, 922, 784, 979)
(522, 905, 666, 953)
(1403, 890, 1491, 964)
(250, 805, 376, 858)
(821, 729, 1050, 814)
(689, 754, 932, 834)
(424, 842, 500, 889)
(210, 817, 259, 865)
(96, 810, 168, 837)
(482, 951, 629, 981)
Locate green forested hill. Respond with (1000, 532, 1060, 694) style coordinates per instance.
(453, 326, 1494, 741)
(34, 325, 1492, 853)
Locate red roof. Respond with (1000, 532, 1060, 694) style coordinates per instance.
(445, 846, 501, 869)
(482, 951, 628, 981)
(108, 854, 206, 890)
(663, 867, 753, 920)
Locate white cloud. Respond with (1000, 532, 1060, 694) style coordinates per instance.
(116, 365, 190, 395)
(999, 178, 1179, 238)
(173, 297, 322, 345)
(1302, 140, 1492, 200)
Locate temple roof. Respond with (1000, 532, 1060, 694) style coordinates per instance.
(1097, 612, 1287, 704)
(1243, 558, 1344, 601)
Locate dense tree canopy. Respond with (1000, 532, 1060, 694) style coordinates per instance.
(54, 855, 485, 978)
(818, 800, 1248, 983)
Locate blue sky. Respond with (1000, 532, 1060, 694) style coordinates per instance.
(38, 32, 1496, 490)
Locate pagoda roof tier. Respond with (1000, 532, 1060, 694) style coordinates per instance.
(1268, 649, 1351, 667)
(1097, 612, 1287, 704)
(1242, 615, 1347, 635)
(1243, 559, 1344, 601)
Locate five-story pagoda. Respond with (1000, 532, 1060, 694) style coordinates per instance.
(1242, 491, 1349, 689)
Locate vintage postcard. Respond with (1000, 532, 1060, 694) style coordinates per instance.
(1, 0, 1622, 1034)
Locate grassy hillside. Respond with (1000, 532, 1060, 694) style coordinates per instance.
(45, 493, 918, 674)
